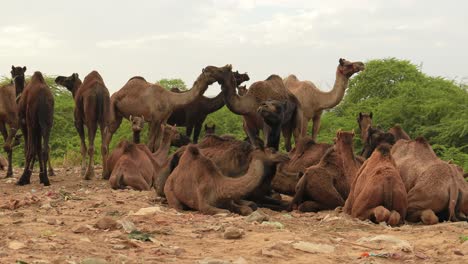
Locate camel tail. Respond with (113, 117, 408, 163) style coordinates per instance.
(288, 175, 306, 211)
(383, 177, 393, 210)
(448, 181, 459, 221)
(95, 89, 105, 123)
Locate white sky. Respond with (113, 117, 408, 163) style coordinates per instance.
(1, 0, 466, 96)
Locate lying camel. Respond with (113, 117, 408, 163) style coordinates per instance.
(108, 125, 179, 190)
(0, 155, 7, 170)
(344, 144, 407, 226)
(361, 127, 395, 158)
(272, 136, 332, 195)
(164, 144, 288, 215)
(391, 137, 468, 224)
(289, 131, 363, 212)
(257, 99, 297, 150)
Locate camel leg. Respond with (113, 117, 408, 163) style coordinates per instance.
(147, 122, 158, 152)
(39, 119, 51, 186)
(165, 188, 185, 211)
(311, 113, 322, 141)
(192, 123, 202, 144)
(99, 123, 108, 180)
(298, 201, 326, 212)
(282, 125, 292, 152)
(47, 156, 55, 176)
(75, 120, 88, 177)
(17, 128, 34, 186)
(185, 123, 194, 143)
(227, 200, 253, 216)
(407, 209, 439, 225)
(199, 203, 230, 215)
(0, 122, 13, 178)
(84, 122, 98, 180)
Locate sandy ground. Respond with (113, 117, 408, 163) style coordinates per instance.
(1, 167, 467, 264)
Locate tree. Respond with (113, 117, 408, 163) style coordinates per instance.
(157, 78, 187, 90)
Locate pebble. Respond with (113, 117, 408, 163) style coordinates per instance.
(80, 257, 109, 264)
(8, 240, 26, 250)
(292, 241, 335, 254)
(198, 257, 231, 264)
(72, 225, 90, 234)
(95, 217, 118, 230)
(223, 227, 244, 239)
(118, 219, 137, 233)
(245, 210, 269, 223)
(261, 221, 284, 229)
(357, 235, 413, 252)
(132, 206, 164, 215)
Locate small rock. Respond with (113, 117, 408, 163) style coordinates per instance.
(460, 241, 468, 255)
(261, 221, 284, 229)
(245, 210, 269, 223)
(8, 240, 26, 250)
(198, 257, 230, 264)
(454, 249, 464, 256)
(132, 206, 163, 216)
(118, 219, 137, 233)
(95, 217, 118, 230)
(292, 241, 335, 254)
(41, 203, 52, 209)
(223, 227, 244, 239)
(357, 235, 413, 252)
(10, 212, 25, 218)
(158, 246, 186, 256)
(80, 257, 108, 264)
(72, 225, 90, 234)
(233, 257, 247, 264)
(261, 248, 284, 258)
(112, 244, 128, 250)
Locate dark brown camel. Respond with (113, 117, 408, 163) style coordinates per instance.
(344, 144, 407, 226)
(0, 66, 24, 177)
(55, 71, 111, 180)
(357, 112, 373, 143)
(16, 72, 54, 186)
(361, 127, 396, 158)
(104, 65, 232, 158)
(166, 71, 249, 143)
(129, 115, 145, 143)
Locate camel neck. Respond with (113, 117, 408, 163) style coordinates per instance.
(153, 132, 173, 165)
(222, 82, 255, 115)
(320, 71, 348, 109)
(337, 143, 358, 184)
(168, 79, 209, 108)
(203, 91, 225, 112)
(133, 132, 141, 144)
(13, 77, 25, 98)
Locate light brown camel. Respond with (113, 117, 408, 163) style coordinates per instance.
(104, 64, 232, 159)
(289, 131, 364, 212)
(391, 137, 468, 224)
(55, 71, 111, 180)
(163, 144, 288, 215)
(221, 70, 304, 151)
(16, 72, 54, 186)
(284, 58, 365, 140)
(272, 136, 332, 195)
(344, 144, 407, 226)
(357, 112, 410, 143)
(0, 154, 7, 170)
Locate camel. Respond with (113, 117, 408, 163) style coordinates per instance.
(55, 71, 111, 180)
(163, 144, 288, 215)
(357, 112, 373, 143)
(166, 71, 249, 144)
(257, 99, 297, 150)
(272, 136, 332, 195)
(289, 131, 364, 212)
(0, 71, 21, 177)
(284, 58, 365, 140)
(129, 115, 145, 143)
(360, 127, 396, 158)
(105, 124, 179, 182)
(344, 144, 407, 226)
(16, 72, 54, 186)
(237, 85, 247, 96)
(221, 69, 303, 151)
(103, 65, 233, 160)
(391, 137, 468, 224)
(0, 154, 7, 170)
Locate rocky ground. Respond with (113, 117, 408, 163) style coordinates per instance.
(0, 167, 467, 264)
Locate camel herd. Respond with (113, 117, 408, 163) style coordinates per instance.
(1, 59, 467, 226)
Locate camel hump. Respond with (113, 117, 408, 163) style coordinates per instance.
(128, 76, 146, 82)
(376, 143, 392, 156)
(266, 74, 282, 81)
(415, 136, 428, 145)
(187, 145, 200, 156)
(31, 71, 46, 83)
(122, 141, 137, 154)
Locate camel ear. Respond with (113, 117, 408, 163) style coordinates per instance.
(23, 66, 27, 72)
(358, 112, 363, 120)
(339, 58, 345, 66)
(129, 115, 133, 121)
(73, 73, 79, 79)
(11, 65, 14, 70)
(369, 112, 373, 119)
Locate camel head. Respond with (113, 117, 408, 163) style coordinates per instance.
(171, 133, 191, 147)
(129, 115, 145, 132)
(337, 58, 365, 78)
(11, 65, 27, 96)
(257, 100, 286, 126)
(204, 124, 216, 135)
(357, 112, 373, 142)
(162, 124, 180, 141)
(233, 71, 250, 86)
(202, 64, 233, 85)
(55, 73, 81, 97)
(251, 146, 290, 164)
(335, 130, 355, 147)
(362, 127, 395, 158)
(237, 85, 247, 96)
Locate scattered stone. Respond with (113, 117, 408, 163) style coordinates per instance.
(8, 240, 26, 250)
(95, 217, 118, 230)
(132, 206, 164, 216)
(118, 219, 137, 233)
(40, 203, 53, 209)
(112, 244, 128, 250)
(80, 257, 108, 264)
(157, 246, 186, 256)
(261, 221, 284, 229)
(233, 257, 247, 264)
(223, 227, 244, 239)
(261, 248, 284, 258)
(72, 225, 90, 234)
(245, 210, 269, 223)
(414, 252, 429, 260)
(454, 249, 464, 256)
(292, 241, 335, 254)
(198, 257, 230, 264)
(357, 235, 413, 252)
(460, 241, 468, 255)
(10, 212, 25, 218)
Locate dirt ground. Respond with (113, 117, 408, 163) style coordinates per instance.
(1, 167, 467, 264)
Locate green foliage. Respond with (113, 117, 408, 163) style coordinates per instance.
(157, 78, 187, 90)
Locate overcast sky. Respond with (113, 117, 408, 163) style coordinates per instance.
(1, 0, 466, 96)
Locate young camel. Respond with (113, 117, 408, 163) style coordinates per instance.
(284, 58, 365, 140)
(344, 144, 407, 226)
(16, 72, 54, 186)
(129, 115, 145, 143)
(106, 124, 179, 185)
(289, 131, 364, 212)
(55, 71, 111, 180)
(391, 137, 468, 224)
(164, 144, 289, 215)
(104, 65, 232, 157)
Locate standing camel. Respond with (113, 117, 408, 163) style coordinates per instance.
(55, 71, 110, 180)
(284, 58, 365, 140)
(221, 71, 304, 151)
(103, 64, 232, 156)
(0, 66, 25, 177)
(16, 72, 54, 186)
(167, 71, 249, 144)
